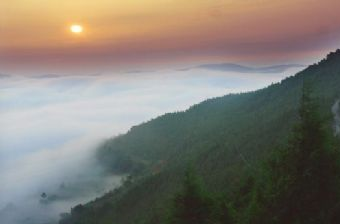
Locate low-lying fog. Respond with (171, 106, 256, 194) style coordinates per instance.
(0, 67, 302, 224)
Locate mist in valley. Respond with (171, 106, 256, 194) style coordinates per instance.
(0, 67, 302, 224)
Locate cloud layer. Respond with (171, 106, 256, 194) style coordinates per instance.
(0, 67, 302, 223)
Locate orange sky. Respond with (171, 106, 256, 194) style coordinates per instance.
(1, 0, 340, 72)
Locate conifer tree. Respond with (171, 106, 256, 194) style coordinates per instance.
(168, 168, 215, 224)
(255, 84, 340, 224)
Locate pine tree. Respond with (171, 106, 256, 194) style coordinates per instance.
(256, 84, 340, 224)
(168, 168, 215, 224)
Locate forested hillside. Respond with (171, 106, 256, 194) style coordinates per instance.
(60, 50, 340, 224)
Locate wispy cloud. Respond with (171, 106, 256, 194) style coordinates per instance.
(0, 74, 11, 79)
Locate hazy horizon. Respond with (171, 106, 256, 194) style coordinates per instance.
(1, 0, 340, 73)
(1, 0, 340, 223)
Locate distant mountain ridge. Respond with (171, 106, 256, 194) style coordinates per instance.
(179, 63, 305, 73)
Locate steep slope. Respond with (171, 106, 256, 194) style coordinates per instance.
(61, 50, 340, 224)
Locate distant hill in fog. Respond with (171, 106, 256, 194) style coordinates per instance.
(178, 63, 305, 73)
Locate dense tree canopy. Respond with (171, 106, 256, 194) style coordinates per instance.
(247, 84, 340, 224)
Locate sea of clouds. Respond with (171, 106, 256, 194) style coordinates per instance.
(0, 66, 302, 223)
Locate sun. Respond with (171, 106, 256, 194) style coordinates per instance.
(70, 24, 83, 34)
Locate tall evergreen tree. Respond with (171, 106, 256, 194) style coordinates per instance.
(168, 168, 215, 224)
(256, 84, 340, 224)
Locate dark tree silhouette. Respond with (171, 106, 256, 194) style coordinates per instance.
(168, 168, 215, 224)
(254, 84, 340, 224)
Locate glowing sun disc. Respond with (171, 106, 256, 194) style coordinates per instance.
(70, 25, 83, 33)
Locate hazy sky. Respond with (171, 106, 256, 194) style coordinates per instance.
(1, 0, 339, 73)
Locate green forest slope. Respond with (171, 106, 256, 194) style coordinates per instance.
(60, 50, 340, 224)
